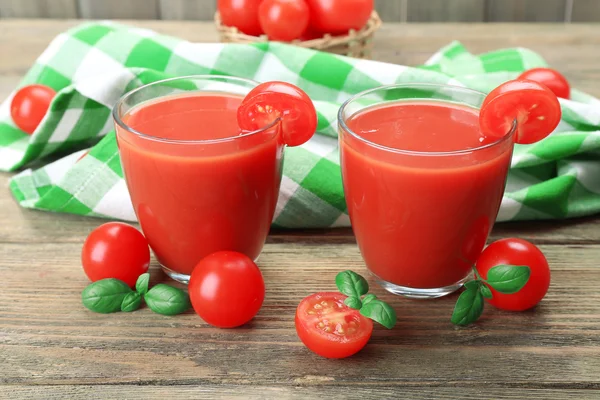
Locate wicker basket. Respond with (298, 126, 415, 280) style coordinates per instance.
(214, 11, 382, 59)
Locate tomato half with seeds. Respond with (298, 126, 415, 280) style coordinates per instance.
(237, 81, 317, 147)
(295, 292, 373, 359)
(518, 67, 570, 99)
(479, 79, 561, 145)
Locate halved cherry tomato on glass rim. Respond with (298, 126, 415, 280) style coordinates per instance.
(295, 292, 373, 359)
(476, 238, 551, 312)
(518, 67, 571, 99)
(479, 79, 561, 145)
(259, 0, 310, 42)
(10, 84, 56, 135)
(237, 81, 317, 147)
(217, 0, 264, 36)
(81, 222, 150, 288)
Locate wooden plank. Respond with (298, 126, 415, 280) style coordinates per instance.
(571, 0, 600, 22)
(374, 0, 406, 22)
(0, 0, 78, 18)
(407, 0, 485, 22)
(159, 0, 215, 20)
(4, 385, 600, 400)
(486, 0, 567, 22)
(77, 0, 159, 19)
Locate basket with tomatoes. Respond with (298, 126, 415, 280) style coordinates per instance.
(216, 0, 381, 59)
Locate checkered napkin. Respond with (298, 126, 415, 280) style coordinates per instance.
(5, 22, 600, 228)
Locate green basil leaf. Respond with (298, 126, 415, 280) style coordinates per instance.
(362, 293, 377, 306)
(335, 270, 369, 298)
(451, 287, 484, 326)
(479, 284, 493, 299)
(135, 273, 150, 295)
(82, 279, 132, 314)
(344, 296, 362, 310)
(121, 292, 142, 312)
(464, 280, 481, 291)
(360, 299, 397, 329)
(486, 265, 530, 294)
(144, 284, 190, 316)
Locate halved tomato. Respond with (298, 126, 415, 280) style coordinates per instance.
(295, 292, 373, 359)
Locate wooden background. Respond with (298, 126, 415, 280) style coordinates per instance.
(0, 0, 599, 22)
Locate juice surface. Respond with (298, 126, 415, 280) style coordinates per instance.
(117, 93, 283, 276)
(341, 101, 513, 289)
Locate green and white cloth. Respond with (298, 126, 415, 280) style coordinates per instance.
(4, 21, 600, 228)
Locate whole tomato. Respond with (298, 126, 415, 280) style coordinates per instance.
(218, 0, 264, 36)
(10, 84, 56, 134)
(259, 0, 310, 42)
(306, 0, 373, 34)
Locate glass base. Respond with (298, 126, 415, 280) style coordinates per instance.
(160, 253, 262, 285)
(374, 273, 470, 299)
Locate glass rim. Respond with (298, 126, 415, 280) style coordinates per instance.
(112, 74, 280, 145)
(337, 82, 517, 157)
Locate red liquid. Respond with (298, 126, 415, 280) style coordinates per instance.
(116, 93, 283, 276)
(341, 101, 513, 289)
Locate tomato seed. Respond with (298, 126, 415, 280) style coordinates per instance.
(313, 304, 322, 309)
(307, 310, 316, 315)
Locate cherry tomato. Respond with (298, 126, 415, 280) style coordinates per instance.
(82, 222, 150, 288)
(218, 0, 264, 36)
(295, 292, 373, 359)
(479, 79, 561, 145)
(10, 84, 56, 135)
(189, 251, 265, 328)
(476, 238, 551, 312)
(305, 0, 373, 34)
(518, 68, 570, 99)
(237, 81, 317, 147)
(258, 0, 309, 42)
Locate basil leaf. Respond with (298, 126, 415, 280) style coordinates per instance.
(121, 292, 142, 312)
(464, 280, 481, 291)
(344, 296, 362, 310)
(360, 299, 397, 329)
(479, 284, 493, 299)
(451, 287, 484, 326)
(362, 293, 377, 306)
(82, 279, 132, 314)
(136, 273, 150, 295)
(144, 284, 190, 316)
(335, 270, 369, 298)
(486, 265, 530, 294)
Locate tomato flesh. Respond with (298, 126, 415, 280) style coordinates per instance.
(10, 84, 56, 135)
(237, 81, 317, 147)
(476, 238, 551, 312)
(479, 79, 561, 145)
(295, 292, 373, 359)
(518, 68, 570, 99)
(259, 0, 310, 42)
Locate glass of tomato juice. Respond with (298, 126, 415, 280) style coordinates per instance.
(339, 83, 516, 298)
(113, 76, 283, 283)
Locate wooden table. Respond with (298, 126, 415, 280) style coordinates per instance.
(1, 20, 600, 399)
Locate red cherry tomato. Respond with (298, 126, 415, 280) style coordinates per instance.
(305, 0, 373, 34)
(476, 238, 551, 312)
(189, 251, 265, 328)
(479, 79, 561, 145)
(258, 0, 309, 42)
(218, 0, 264, 36)
(295, 292, 373, 359)
(237, 81, 317, 147)
(10, 84, 56, 135)
(82, 222, 150, 288)
(518, 68, 570, 99)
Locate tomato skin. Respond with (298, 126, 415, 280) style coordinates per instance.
(237, 81, 317, 147)
(479, 79, 561, 145)
(306, 0, 373, 34)
(189, 251, 265, 328)
(259, 0, 309, 41)
(518, 68, 570, 99)
(81, 222, 150, 288)
(218, 0, 264, 36)
(295, 292, 373, 359)
(10, 84, 56, 135)
(476, 238, 551, 312)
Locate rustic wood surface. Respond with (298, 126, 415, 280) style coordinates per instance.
(1, 20, 600, 399)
